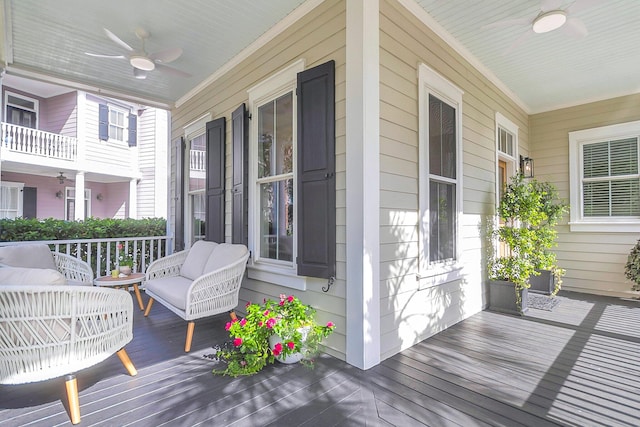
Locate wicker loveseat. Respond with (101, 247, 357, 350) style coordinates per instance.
(0, 285, 137, 425)
(0, 244, 93, 285)
(144, 240, 249, 352)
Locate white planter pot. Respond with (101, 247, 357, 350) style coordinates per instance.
(269, 326, 310, 364)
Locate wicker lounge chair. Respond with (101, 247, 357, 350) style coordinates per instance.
(144, 240, 249, 352)
(0, 285, 137, 425)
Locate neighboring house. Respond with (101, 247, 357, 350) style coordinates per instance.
(0, 76, 168, 220)
(167, 0, 640, 372)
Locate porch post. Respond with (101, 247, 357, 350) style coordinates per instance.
(345, 0, 381, 370)
(129, 178, 137, 219)
(74, 171, 85, 220)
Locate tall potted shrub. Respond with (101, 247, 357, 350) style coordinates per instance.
(489, 174, 566, 313)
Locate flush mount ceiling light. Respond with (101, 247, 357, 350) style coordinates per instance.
(532, 10, 567, 33)
(129, 54, 155, 71)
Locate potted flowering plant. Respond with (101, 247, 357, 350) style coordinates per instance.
(117, 243, 134, 275)
(212, 294, 335, 377)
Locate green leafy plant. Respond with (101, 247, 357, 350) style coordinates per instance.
(625, 239, 640, 292)
(489, 174, 567, 303)
(212, 294, 335, 377)
(117, 243, 134, 267)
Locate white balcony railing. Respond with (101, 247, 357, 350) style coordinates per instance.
(190, 149, 206, 171)
(1, 122, 77, 161)
(0, 236, 173, 278)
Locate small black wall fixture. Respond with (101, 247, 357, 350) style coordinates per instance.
(520, 155, 534, 178)
(55, 190, 63, 199)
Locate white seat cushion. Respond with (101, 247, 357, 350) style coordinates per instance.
(0, 267, 67, 286)
(179, 241, 218, 280)
(0, 244, 57, 270)
(145, 276, 194, 311)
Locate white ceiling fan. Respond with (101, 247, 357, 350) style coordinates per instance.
(85, 28, 191, 79)
(483, 0, 598, 55)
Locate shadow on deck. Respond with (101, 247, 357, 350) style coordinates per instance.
(1, 291, 638, 426)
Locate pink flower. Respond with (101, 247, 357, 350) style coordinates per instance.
(326, 321, 335, 328)
(245, 301, 252, 307)
(266, 318, 276, 329)
(240, 318, 247, 327)
(287, 295, 294, 303)
(225, 322, 232, 331)
(240, 360, 247, 367)
(233, 337, 243, 347)
(279, 300, 285, 306)
(117, 243, 123, 250)
(263, 310, 270, 316)
(279, 293, 286, 301)
(273, 342, 282, 356)
(287, 341, 295, 350)
(232, 318, 238, 323)
(258, 321, 263, 327)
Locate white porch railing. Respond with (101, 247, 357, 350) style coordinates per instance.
(1, 122, 78, 161)
(0, 236, 173, 278)
(190, 149, 206, 171)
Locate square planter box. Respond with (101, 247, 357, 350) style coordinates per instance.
(528, 269, 554, 295)
(489, 280, 528, 316)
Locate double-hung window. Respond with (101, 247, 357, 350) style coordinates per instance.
(418, 64, 464, 287)
(569, 121, 640, 232)
(0, 182, 24, 219)
(108, 106, 127, 142)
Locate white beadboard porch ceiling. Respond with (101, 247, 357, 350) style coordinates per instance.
(2, 0, 639, 113)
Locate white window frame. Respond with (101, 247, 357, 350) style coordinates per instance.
(417, 63, 464, 288)
(247, 59, 306, 290)
(65, 188, 91, 221)
(183, 114, 211, 248)
(108, 105, 128, 142)
(495, 112, 519, 206)
(0, 182, 24, 219)
(569, 120, 640, 232)
(4, 91, 39, 128)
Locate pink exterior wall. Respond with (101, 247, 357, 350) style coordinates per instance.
(40, 92, 77, 137)
(1, 172, 130, 220)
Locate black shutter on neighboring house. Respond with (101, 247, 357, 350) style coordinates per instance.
(296, 60, 336, 279)
(99, 104, 109, 141)
(22, 187, 37, 219)
(232, 103, 248, 246)
(128, 114, 137, 147)
(174, 137, 186, 251)
(205, 117, 226, 243)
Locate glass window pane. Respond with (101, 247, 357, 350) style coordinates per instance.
(610, 138, 638, 176)
(258, 101, 274, 178)
(583, 141, 610, 178)
(429, 95, 456, 179)
(259, 179, 294, 262)
(191, 193, 206, 241)
(275, 92, 293, 175)
(611, 179, 640, 216)
(189, 134, 206, 192)
(429, 181, 456, 262)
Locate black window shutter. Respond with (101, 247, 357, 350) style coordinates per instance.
(128, 114, 137, 147)
(99, 104, 109, 141)
(296, 60, 336, 279)
(23, 187, 37, 219)
(232, 103, 248, 245)
(205, 117, 226, 243)
(175, 137, 186, 251)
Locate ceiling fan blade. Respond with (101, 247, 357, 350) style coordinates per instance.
(85, 52, 126, 59)
(149, 47, 183, 64)
(156, 63, 192, 78)
(482, 17, 529, 30)
(104, 28, 134, 52)
(503, 29, 534, 55)
(540, 0, 562, 13)
(563, 17, 588, 38)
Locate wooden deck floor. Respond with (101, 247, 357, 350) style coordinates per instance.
(1, 291, 639, 426)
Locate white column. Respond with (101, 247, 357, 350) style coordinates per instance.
(346, 0, 381, 369)
(74, 171, 85, 220)
(129, 178, 137, 219)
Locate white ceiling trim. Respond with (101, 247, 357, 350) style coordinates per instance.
(1, 0, 14, 65)
(397, 0, 530, 115)
(175, 0, 325, 109)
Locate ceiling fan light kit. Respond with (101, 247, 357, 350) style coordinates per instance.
(532, 10, 567, 33)
(130, 55, 155, 71)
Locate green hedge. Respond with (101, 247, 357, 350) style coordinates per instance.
(0, 217, 167, 242)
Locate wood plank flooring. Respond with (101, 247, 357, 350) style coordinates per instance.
(1, 290, 638, 426)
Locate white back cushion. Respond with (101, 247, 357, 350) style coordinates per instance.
(203, 243, 248, 273)
(180, 241, 218, 280)
(0, 267, 67, 286)
(0, 244, 57, 270)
